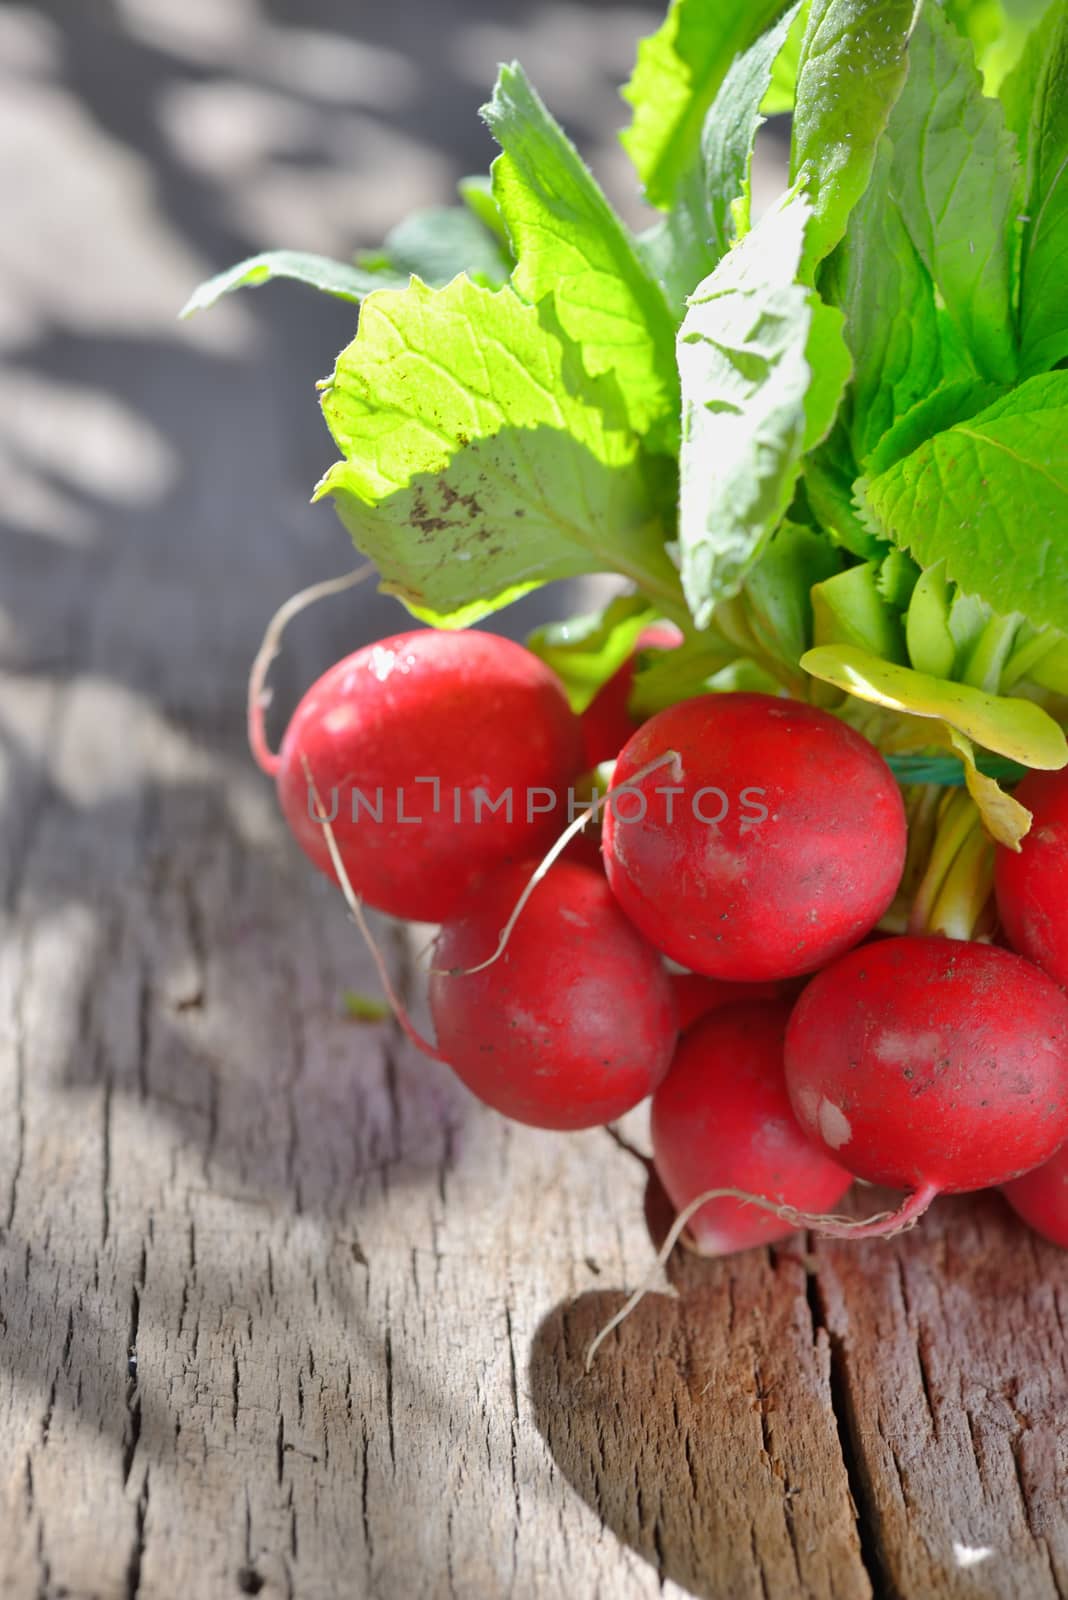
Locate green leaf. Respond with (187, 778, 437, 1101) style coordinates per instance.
(1001, 0, 1068, 375)
(316, 277, 683, 628)
(358, 206, 512, 289)
(458, 174, 514, 250)
(762, 0, 811, 111)
(943, 0, 1006, 62)
(936, 306, 982, 384)
(804, 301, 855, 450)
(801, 642, 1068, 767)
(1001, 621, 1068, 688)
(823, 142, 942, 463)
(811, 562, 907, 660)
(804, 419, 887, 557)
(947, 589, 995, 665)
(706, 658, 786, 695)
(526, 595, 657, 712)
(676, 193, 851, 627)
(641, 2, 804, 316)
(703, 1, 805, 253)
(483, 63, 679, 451)
(743, 522, 842, 669)
(629, 627, 740, 717)
(789, 0, 919, 275)
(860, 378, 1007, 479)
(905, 561, 957, 677)
(1026, 636, 1068, 693)
(180, 251, 404, 316)
(957, 612, 1021, 692)
(620, 0, 787, 209)
(887, 4, 1020, 383)
(947, 0, 1061, 90)
(939, 725, 1032, 848)
(876, 548, 920, 610)
(863, 373, 1068, 633)
(636, 207, 713, 319)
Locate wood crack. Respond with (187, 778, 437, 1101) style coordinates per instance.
(806, 1253, 888, 1599)
(124, 1470, 149, 1600)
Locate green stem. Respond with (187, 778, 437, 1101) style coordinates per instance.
(927, 825, 995, 941)
(907, 790, 995, 942)
(714, 595, 764, 658)
(959, 614, 1019, 693)
(1001, 627, 1064, 691)
(907, 790, 978, 938)
(879, 784, 941, 934)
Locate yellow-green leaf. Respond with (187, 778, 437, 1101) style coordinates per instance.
(938, 725, 1032, 849)
(800, 643, 1068, 768)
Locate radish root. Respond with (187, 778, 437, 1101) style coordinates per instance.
(302, 756, 446, 1064)
(431, 749, 683, 979)
(584, 1181, 939, 1371)
(249, 563, 376, 776)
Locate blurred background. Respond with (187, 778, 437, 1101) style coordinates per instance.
(0, 0, 653, 748)
(0, 0, 793, 759)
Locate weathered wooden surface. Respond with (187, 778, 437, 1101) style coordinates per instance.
(4, 3, 1068, 1598)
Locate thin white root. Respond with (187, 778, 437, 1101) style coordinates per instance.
(302, 756, 445, 1064)
(583, 1182, 937, 1371)
(430, 748, 683, 979)
(249, 562, 376, 775)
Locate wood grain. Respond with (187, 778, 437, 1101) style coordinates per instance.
(4, 4, 1068, 1598)
(815, 1194, 1068, 1599)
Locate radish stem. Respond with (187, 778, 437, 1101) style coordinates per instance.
(430, 749, 682, 978)
(249, 563, 376, 776)
(584, 1182, 939, 1371)
(302, 756, 446, 1064)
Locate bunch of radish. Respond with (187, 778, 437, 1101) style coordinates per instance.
(251, 613, 1068, 1262)
(188, 0, 1068, 1307)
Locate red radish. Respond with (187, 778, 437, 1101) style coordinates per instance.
(1002, 1145, 1068, 1247)
(669, 971, 792, 1032)
(651, 1001, 852, 1254)
(429, 861, 677, 1129)
(261, 629, 584, 923)
(995, 767, 1068, 985)
(562, 768, 611, 872)
(603, 692, 907, 980)
(785, 937, 1068, 1223)
(579, 623, 682, 766)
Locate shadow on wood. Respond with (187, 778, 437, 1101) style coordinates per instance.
(530, 1174, 1068, 1600)
(528, 1210, 872, 1600)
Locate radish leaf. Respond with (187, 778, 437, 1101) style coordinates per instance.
(887, 4, 1020, 383)
(804, 419, 886, 558)
(811, 562, 908, 661)
(316, 277, 684, 628)
(790, 0, 918, 275)
(357, 205, 512, 289)
(181, 251, 404, 315)
(863, 373, 1068, 632)
(482, 63, 679, 450)
(824, 142, 942, 463)
(620, 0, 787, 209)
(702, 0, 804, 253)
(639, 1, 804, 314)
(1001, 0, 1068, 376)
(801, 643, 1068, 768)
(526, 595, 657, 712)
(676, 192, 851, 625)
(762, 0, 810, 112)
(743, 521, 842, 669)
(860, 378, 1007, 479)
